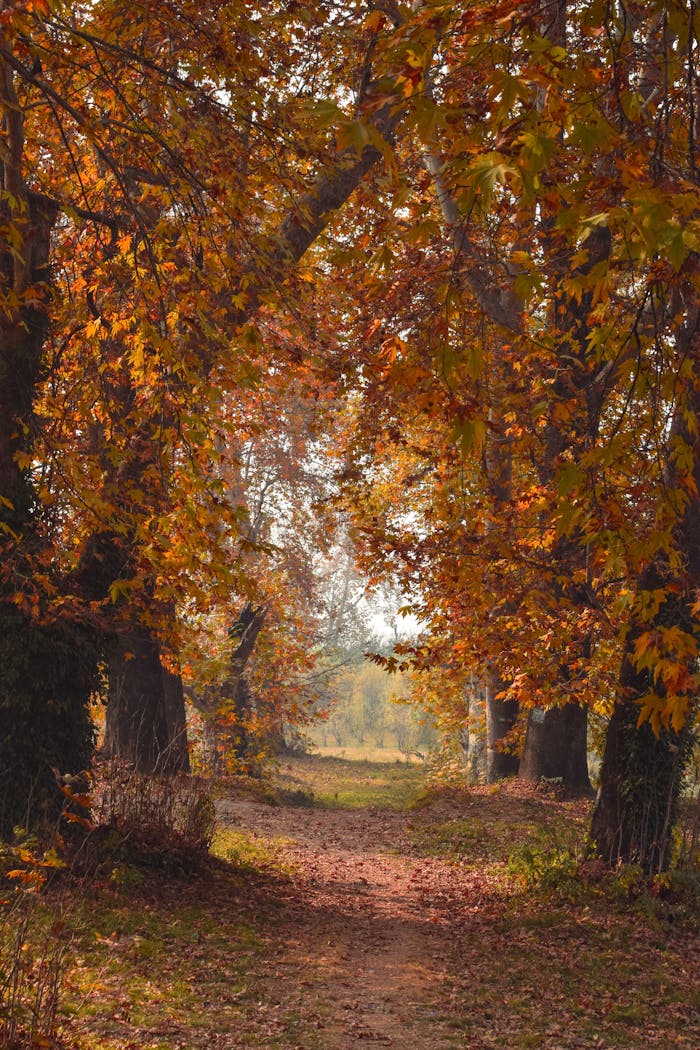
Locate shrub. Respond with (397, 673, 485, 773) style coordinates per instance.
(0, 836, 72, 1047)
(507, 842, 581, 897)
(86, 761, 216, 872)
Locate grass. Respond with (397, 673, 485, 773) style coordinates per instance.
(59, 876, 257, 1035)
(308, 743, 423, 763)
(453, 900, 698, 1049)
(210, 827, 297, 875)
(403, 781, 700, 1049)
(408, 780, 589, 871)
(273, 752, 425, 809)
(53, 860, 296, 1050)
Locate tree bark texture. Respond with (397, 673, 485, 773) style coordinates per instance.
(485, 671, 520, 782)
(590, 682, 692, 874)
(461, 688, 487, 783)
(105, 624, 188, 774)
(78, 530, 190, 774)
(161, 663, 191, 773)
(0, 181, 97, 835)
(519, 703, 592, 794)
(590, 569, 696, 873)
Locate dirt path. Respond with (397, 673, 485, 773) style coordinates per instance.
(67, 774, 699, 1050)
(217, 799, 481, 1048)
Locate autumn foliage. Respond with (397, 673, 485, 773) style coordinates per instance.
(0, 1, 698, 872)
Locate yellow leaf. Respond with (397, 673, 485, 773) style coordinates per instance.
(363, 10, 384, 33)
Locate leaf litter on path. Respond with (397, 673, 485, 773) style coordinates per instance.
(215, 782, 699, 1050)
(61, 767, 699, 1049)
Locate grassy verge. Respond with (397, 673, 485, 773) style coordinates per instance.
(51, 858, 302, 1049)
(408, 781, 589, 871)
(273, 752, 426, 809)
(407, 782, 700, 1049)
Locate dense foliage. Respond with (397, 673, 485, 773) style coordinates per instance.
(0, 0, 698, 870)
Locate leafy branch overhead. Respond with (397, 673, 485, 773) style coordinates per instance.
(0, 0, 698, 875)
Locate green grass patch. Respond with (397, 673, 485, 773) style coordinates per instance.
(274, 753, 425, 810)
(410, 816, 516, 865)
(210, 827, 296, 876)
(55, 869, 275, 1049)
(411, 807, 585, 875)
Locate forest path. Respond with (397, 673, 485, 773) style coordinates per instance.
(67, 762, 698, 1050)
(216, 798, 477, 1048)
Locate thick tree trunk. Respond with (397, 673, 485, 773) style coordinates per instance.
(590, 574, 696, 873)
(591, 299, 700, 872)
(189, 671, 252, 772)
(161, 663, 191, 773)
(184, 684, 225, 776)
(0, 182, 98, 835)
(590, 687, 692, 875)
(78, 530, 190, 773)
(0, 193, 58, 522)
(104, 625, 178, 773)
(591, 688, 696, 869)
(0, 610, 98, 838)
(485, 671, 520, 782)
(519, 703, 592, 794)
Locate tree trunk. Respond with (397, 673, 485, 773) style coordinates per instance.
(485, 671, 520, 782)
(590, 574, 696, 873)
(461, 688, 487, 783)
(0, 177, 98, 835)
(222, 603, 268, 763)
(519, 703, 592, 794)
(590, 683, 693, 875)
(104, 625, 175, 773)
(200, 713, 226, 775)
(191, 672, 253, 771)
(186, 603, 268, 772)
(0, 194, 58, 525)
(591, 295, 700, 872)
(0, 610, 98, 838)
(161, 663, 191, 773)
(78, 530, 190, 773)
(228, 674, 252, 761)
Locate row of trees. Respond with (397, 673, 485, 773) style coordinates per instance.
(310, 660, 433, 756)
(330, 0, 700, 873)
(0, 0, 369, 828)
(0, 1, 697, 874)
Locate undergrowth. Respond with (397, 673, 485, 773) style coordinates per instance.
(0, 836, 72, 1048)
(88, 761, 216, 868)
(411, 787, 700, 927)
(0, 764, 219, 1047)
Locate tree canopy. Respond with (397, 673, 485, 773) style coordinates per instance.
(0, 0, 698, 872)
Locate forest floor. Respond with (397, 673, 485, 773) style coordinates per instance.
(20, 756, 700, 1050)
